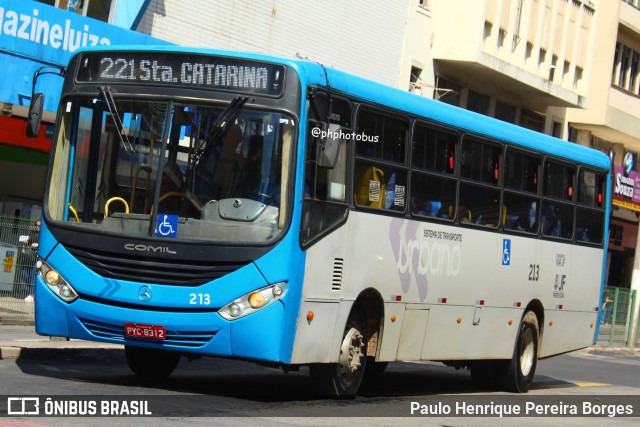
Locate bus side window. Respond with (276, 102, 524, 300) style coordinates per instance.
(459, 136, 501, 227)
(410, 122, 457, 220)
(544, 161, 575, 201)
(301, 92, 351, 247)
(354, 107, 408, 213)
(503, 149, 540, 233)
(541, 160, 575, 240)
(576, 170, 606, 244)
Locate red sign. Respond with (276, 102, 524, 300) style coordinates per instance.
(0, 116, 52, 153)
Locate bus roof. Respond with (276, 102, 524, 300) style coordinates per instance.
(73, 45, 610, 172)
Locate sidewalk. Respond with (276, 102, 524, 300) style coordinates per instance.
(0, 325, 122, 359)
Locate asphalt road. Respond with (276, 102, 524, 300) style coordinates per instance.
(0, 345, 638, 426)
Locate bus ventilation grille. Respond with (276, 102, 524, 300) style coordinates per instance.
(67, 246, 250, 286)
(79, 318, 217, 347)
(332, 258, 344, 291)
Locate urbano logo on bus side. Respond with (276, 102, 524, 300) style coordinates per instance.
(389, 219, 462, 301)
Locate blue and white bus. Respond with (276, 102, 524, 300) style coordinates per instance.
(29, 46, 611, 396)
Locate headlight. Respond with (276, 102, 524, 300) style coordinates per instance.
(219, 282, 286, 320)
(37, 258, 78, 302)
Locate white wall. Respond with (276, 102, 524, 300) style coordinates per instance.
(137, 0, 411, 87)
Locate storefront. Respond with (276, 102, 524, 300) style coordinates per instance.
(609, 160, 640, 289)
(0, 0, 170, 216)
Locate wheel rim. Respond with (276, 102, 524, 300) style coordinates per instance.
(338, 327, 364, 382)
(519, 328, 535, 377)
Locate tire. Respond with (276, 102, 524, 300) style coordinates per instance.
(310, 309, 368, 397)
(125, 345, 180, 378)
(496, 311, 539, 393)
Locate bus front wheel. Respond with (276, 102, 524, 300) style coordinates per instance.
(496, 311, 539, 393)
(309, 310, 368, 397)
(125, 345, 180, 378)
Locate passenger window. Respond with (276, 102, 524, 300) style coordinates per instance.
(301, 92, 351, 247)
(505, 150, 539, 193)
(578, 170, 605, 208)
(411, 173, 457, 219)
(541, 201, 574, 240)
(576, 208, 604, 244)
(354, 107, 408, 212)
(412, 124, 456, 174)
(459, 183, 500, 226)
(461, 137, 501, 185)
(503, 193, 539, 234)
(356, 108, 407, 163)
(576, 169, 606, 244)
(354, 163, 407, 211)
(544, 161, 575, 201)
(410, 123, 457, 220)
(459, 136, 501, 227)
(502, 150, 540, 234)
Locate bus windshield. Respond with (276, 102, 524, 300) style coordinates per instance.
(47, 95, 295, 244)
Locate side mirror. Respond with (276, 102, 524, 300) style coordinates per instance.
(26, 93, 44, 138)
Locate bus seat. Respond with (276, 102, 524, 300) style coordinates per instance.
(458, 206, 472, 223)
(355, 166, 385, 208)
(425, 200, 442, 217)
(542, 204, 561, 236)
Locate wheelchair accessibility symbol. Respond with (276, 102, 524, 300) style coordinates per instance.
(502, 239, 511, 266)
(156, 214, 178, 238)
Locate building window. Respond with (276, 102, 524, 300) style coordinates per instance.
(409, 66, 423, 92)
(467, 90, 490, 115)
(39, 0, 114, 23)
(611, 42, 640, 93)
(495, 100, 516, 123)
(435, 77, 461, 106)
(631, 52, 640, 94)
(520, 109, 545, 133)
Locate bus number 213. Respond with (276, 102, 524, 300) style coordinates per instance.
(189, 293, 211, 305)
(529, 264, 540, 281)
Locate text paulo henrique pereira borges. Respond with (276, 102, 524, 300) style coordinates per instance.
(410, 400, 635, 417)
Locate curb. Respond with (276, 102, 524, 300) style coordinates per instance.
(0, 342, 124, 360)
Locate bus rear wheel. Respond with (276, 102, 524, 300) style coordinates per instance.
(125, 345, 180, 378)
(310, 310, 367, 397)
(496, 311, 539, 393)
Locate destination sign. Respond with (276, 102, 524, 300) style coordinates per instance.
(76, 52, 285, 96)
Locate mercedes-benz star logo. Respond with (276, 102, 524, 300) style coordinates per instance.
(138, 285, 152, 302)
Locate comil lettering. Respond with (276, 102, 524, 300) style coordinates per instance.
(0, 7, 110, 52)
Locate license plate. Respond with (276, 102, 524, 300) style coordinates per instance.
(124, 322, 166, 340)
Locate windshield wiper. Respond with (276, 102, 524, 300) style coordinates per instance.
(192, 95, 249, 165)
(99, 86, 135, 153)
